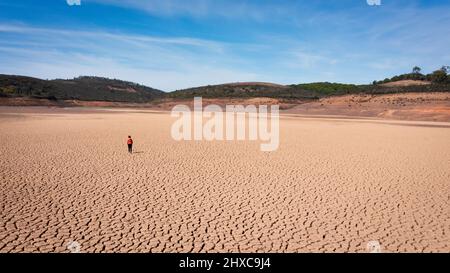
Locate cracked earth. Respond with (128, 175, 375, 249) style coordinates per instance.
(1, 108, 449, 252)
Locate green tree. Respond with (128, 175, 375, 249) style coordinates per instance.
(412, 66, 422, 74)
(429, 69, 447, 83)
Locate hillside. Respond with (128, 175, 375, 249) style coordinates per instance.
(380, 80, 431, 87)
(169, 81, 450, 100)
(0, 75, 164, 103)
(1, 68, 450, 105)
(169, 67, 450, 99)
(283, 92, 450, 122)
(169, 82, 291, 99)
(169, 82, 362, 99)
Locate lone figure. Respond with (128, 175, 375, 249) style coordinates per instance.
(127, 135, 133, 154)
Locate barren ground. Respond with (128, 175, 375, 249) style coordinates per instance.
(2, 92, 450, 122)
(0, 107, 449, 253)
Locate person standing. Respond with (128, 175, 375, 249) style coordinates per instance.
(127, 136, 133, 154)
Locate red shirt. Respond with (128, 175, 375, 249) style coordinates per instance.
(127, 138, 133, 145)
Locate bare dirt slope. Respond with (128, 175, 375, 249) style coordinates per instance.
(380, 80, 431, 87)
(285, 92, 450, 122)
(1, 92, 449, 122)
(0, 108, 449, 253)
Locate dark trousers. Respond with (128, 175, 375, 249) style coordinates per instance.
(128, 144, 132, 153)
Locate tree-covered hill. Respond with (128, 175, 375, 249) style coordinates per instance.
(0, 75, 164, 102)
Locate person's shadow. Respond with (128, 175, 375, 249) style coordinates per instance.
(133, 151, 145, 154)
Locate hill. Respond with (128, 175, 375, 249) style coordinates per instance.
(0, 75, 164, 103)
(169, 82, 364, 99)
(169, 81, 450, 100)
(169, 82, 291, 99)
(169, 66, 450, 99)
(1, 66, 450, 104)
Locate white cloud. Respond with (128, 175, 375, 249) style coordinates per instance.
(67, 0, 81, 6)
(367, 0, 381, 6)
(0, 24, 261, 90)
(0, 24, 224, 51)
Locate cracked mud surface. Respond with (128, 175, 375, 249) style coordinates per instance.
(1, 109, 449, 253)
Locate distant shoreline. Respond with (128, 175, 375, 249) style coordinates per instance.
(1, 91, 450, 122)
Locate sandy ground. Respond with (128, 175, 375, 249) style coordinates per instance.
(0, 107, 449, 253)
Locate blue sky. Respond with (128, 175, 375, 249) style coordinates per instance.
(0, 0, 449, 91)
